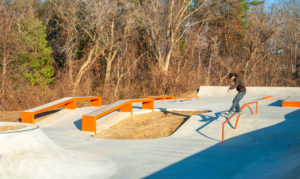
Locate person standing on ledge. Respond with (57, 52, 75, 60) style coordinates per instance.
(225, 73, 246, 115)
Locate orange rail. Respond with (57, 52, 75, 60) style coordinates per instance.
(263, 96, 274, 100)
(82, 98, 154, 133)
(21, 97, 101, 123)
(146, 96, 175, 101)
(222, 101, 258, 143)
(175, 96, 200, 102)
(282, 101, 300, 108)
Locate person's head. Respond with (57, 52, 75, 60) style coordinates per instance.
(228, 73, 236, 80)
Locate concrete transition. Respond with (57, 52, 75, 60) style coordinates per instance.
(0, 123, 116, 178)
(1, 86, 300, 178)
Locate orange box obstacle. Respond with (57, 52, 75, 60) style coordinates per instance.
(282, 101, 300, 108)
(146, 96, 175, 101)
(21, 97, 102, 123)
(222, 101, 258, 143)
(82, 98, 155, 133)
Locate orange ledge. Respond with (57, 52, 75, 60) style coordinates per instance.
(282, 101, 300, 108)
(21, 97, 102, 124)
(146, 96, 175, 101)
(82, 98, 155, 134)
(263, 96, 274, 100)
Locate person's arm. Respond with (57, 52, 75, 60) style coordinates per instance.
(228, 77, 240, 90)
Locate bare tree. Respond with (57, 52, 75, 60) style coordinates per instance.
(138, 0, 209, 74)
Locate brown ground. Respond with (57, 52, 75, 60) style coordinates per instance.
(0, 125, 23, 131)
(0, 108, 63, 123)
(0, 111, 21, 122)
(96, 110, 207, 140)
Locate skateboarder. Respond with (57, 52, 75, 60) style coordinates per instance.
(225, 73, 246, 115)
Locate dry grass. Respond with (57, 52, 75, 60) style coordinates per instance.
(0, 125, 23, 132)
(178, 90, 198, 98)
(0, 111, 21, 122)
(96, 110, 207, 139)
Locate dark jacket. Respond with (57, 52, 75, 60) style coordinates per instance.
(229, 75, 246, 92)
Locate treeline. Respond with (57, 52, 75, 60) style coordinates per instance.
(0, 0, 299, 110)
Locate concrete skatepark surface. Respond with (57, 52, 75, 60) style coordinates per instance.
(0, 86, 300, 178)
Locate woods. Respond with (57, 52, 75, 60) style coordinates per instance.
(0, 0, 299, 110)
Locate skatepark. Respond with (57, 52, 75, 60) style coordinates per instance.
(1, 86, 300, 178)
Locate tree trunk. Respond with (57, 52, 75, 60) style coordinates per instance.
(1, 27, 7, 96)
(104, 59, 112, 86)
(1, 55, 7, 95)
(73, 47, 97, 95)
(162, 47, 173, 74)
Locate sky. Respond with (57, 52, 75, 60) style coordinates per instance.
(265, 0, 280, 6)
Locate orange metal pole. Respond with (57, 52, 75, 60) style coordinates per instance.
(222, 113, 235, 143)
(222, 123, 225, 142)
(234, 113, 241, 129)
(247, 105, 254, 115)
(256, 101, 258, 114)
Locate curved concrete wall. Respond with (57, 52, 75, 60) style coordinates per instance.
(197, 86, 300, 98)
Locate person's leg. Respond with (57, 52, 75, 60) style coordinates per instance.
(235, 92, 246, 113)
(229, 93, 239, 112)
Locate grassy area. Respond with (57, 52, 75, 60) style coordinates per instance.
(96, 110, 207, 140)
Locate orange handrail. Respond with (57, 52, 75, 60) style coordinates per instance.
(21, 97, 101, 123)
(282, 101, 300, 108)
(263, 96, 274, 100)
(222, 101, 258, 143)
(82, 98, 155, 133)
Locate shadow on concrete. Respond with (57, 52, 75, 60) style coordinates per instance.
(73, 119, 82, 130)
(162, 110, 211, 135)
(132, 106, 142, 110)
(145, 109, 300, 178)
(195, 111, 233, 141)
(18, 109, 62, 122)
(268, 100, 283, 107)
(72, 109, 126, 131)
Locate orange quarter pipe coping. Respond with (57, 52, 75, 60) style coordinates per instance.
(146, 96, 175, 101)
(21, 97, 102, 123)
(282, 101, 300, 108)
(222, 101, 258, 143)
(263, 96, 274, 100)
(82, 98, 155, 134)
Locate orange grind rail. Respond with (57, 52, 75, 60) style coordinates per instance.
(222, 101, 258, 143)
(282, 101, 300, 108)
(21, 97, 102, 123)
(262, 96, 274, 100)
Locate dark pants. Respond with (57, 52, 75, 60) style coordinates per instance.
(229, 92, 246, 113)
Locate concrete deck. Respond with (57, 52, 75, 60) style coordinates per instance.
(1, 86, 300, 178)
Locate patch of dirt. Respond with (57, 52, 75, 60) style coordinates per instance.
(0, 108, 64, 123)
(96, 110, 207, 139)
(0, 111, 21, 122)
(0, 125, 23, 131)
